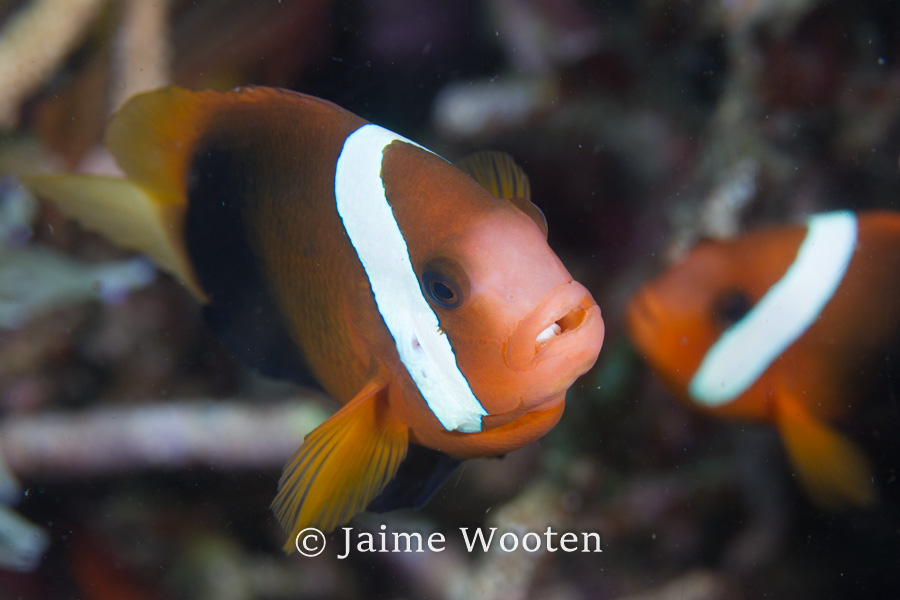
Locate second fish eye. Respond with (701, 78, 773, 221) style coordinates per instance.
(713, 289, 753, 327)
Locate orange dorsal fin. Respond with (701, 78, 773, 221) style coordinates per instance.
(774, 393, 877, 509)
(271, 374, 409, 552)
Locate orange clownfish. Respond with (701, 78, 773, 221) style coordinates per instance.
(626, 210, 900, 509)
(25, 86, 605, 550)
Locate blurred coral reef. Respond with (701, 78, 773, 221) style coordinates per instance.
(1, 0, 899, 598)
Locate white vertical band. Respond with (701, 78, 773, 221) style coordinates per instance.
(334, 124, 487, 432)
(688, 211, 858, 407)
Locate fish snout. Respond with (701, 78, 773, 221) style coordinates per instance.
(505, 281, 604, 371)
(624, 287, 668, 350)
(625, 288, 651, 326)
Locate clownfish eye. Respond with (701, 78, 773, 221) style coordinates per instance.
(425, 275, 458, 307)
(421, 258, 469, 310)
(713, 289, 753, 327)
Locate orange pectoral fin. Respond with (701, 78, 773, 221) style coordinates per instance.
(774, 394, 877, 510)
(271, 376, 409, 552)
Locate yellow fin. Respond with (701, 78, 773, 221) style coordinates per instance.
(456, 150, 548, 238)
(271, 376, 409, 552)
(21, 87, 236, 301)
(104, 86, 317, 204)
(105, 86, 240, 205)
(23, 87, 296, 300)
(775, 394, 877, 509)
(23, 174, 206, 301)
(455, 150, 532, 201)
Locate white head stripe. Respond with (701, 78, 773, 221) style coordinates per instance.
(688, 211, 858, 407)
(334, 124, 488, 433)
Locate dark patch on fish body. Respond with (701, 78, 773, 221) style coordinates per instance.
(185, 127, 317, 387)
(366, 444, 463, 513)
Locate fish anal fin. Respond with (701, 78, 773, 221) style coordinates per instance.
(775, 393, 877, 510)
(23, 174, 206, 300)
(271, 375, 409, 552)
(366, 444, 462, 513)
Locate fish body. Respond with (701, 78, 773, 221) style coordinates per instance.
(626, 210, 900, 509)
(25, 86, 604, 549)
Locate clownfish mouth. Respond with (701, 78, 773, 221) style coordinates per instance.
(534, 298, 593, 349)
(536, 322, 562, 344)
(506, 281, 604, 371)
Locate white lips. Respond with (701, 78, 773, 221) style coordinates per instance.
(536, 323, 562, 344)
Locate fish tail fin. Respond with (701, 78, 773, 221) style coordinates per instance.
(26, 87, 325, 300)
(105, 86, 319, 201)
(25, 87, 298, 300)
(775, 394, 877, 509)
(103, 86, 234, 202)
(21, 86, 226, 300)
(22, 174, 206, 300)
(271, 376, 409, 553)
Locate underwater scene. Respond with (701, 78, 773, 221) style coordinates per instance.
(1, 0, 899, 598)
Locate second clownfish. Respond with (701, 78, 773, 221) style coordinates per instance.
(25, 86, 605, 551)
(627, 211, 900, 509)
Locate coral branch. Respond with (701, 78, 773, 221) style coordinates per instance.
(0, 0, 106, 128)
(0, 398, 329, 479)
(110, 0, 171, 111)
